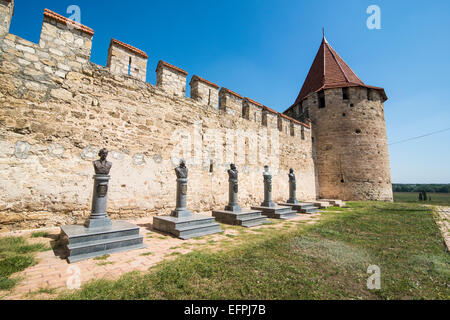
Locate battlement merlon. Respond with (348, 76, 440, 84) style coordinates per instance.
(243, 97, 263, 122)
(107, 39, 148, 82)
(190, 75, 219, 108)
(0, 1, 311, 134)
(39, 9, 94, 64)
(0, 0, 13, 37)
(219, 88, 243, 116)
(156, 60, 188, 97)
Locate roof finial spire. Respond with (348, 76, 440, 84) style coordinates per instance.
(322, 27, 328, 43)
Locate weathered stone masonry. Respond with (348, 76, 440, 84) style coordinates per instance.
(0, 2, 315, 231)
(284, 36, 393, 202)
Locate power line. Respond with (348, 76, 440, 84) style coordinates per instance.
(389, 127, 450, 146)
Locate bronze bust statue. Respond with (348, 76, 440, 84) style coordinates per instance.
(289, 168, 296, 191)
(93, 148, 112, 175)
(228, 163, 238, 193)
(228, 163, 238, 180)
(175, 159, 188, 179)
(263, 165, 271, 179)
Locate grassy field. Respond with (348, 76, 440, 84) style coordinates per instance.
(57, 202, 450, 300)
(394, 192, 450, 206)
(0, 235, 50, 291)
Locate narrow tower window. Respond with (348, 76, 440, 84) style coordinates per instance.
(128, 57, 132, 76)
(342, 87, 349, 100)
(262, 112, 267, 127)
(367, 88, 373, 101)
(318, 91, 326, 108)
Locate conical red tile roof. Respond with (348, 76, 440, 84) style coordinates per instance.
(286, 36, 387, 112)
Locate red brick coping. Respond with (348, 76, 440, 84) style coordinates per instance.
(110, 39, 148, 59)
(43, 9, 94, 36)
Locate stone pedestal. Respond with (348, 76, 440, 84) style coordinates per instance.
(153, 160, 222, 239)
(212, 209, 268, 228)
(261, 173, 275, 207)
(153, 215, 222, 240)
(287, 178, 299, 204)
(171, 178, 191, 218)
(251, 205, 298, 220)
(60, 175, 146, 263)
(85, 174, 112, 228)
(224, 178, 242, 213)
(310, 200, 332, 209)
(59, 149, 146, 263)
(60, 221, 145, 263)
(252, 166, 298, 220)
(319, 199, 346, 207)
(213, 167, 268, 227)
(278, 202, 319, 214)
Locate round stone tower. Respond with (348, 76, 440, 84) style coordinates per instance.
(284, 36, 393, 201)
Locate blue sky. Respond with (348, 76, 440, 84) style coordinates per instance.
(8, 0, 450, 183)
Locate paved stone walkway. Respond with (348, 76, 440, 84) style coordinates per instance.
(434, 206, 450, 251)
(0, 211, 323, 300)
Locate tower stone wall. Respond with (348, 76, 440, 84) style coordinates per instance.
(303, 86, 393, 201)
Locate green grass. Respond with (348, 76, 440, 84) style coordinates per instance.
(26, 287, 57, 297)
(30, 231, 49, 238)
(168, 252, 181, 256)
(140, 252, 153, 257)
(394, 192, 450, 206)
(96, 262, 115, 267)
(0, 237, 47, 290)
(93, 254, 110, 261)
(57, 202, 450, 300)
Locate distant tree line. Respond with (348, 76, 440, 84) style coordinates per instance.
(392, 184, 450, 193)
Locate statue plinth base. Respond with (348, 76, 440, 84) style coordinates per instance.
(251, 205, 298, 220)
(59, 173, 146, 263)
(85, 174, 112, 229)
(212, 208, 268, 228)
(84, 217, 112, 229)
(60, 221, 147, 263)
(224, 204, 242, 213)
(278, 202, 320, 214)
(171, 208, 192, 218)
(261, 200, 276, 207)
(153, 214, 223, 240)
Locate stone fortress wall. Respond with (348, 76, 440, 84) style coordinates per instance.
(0, 1, 316, 231)
(285, 86, 393, 201)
